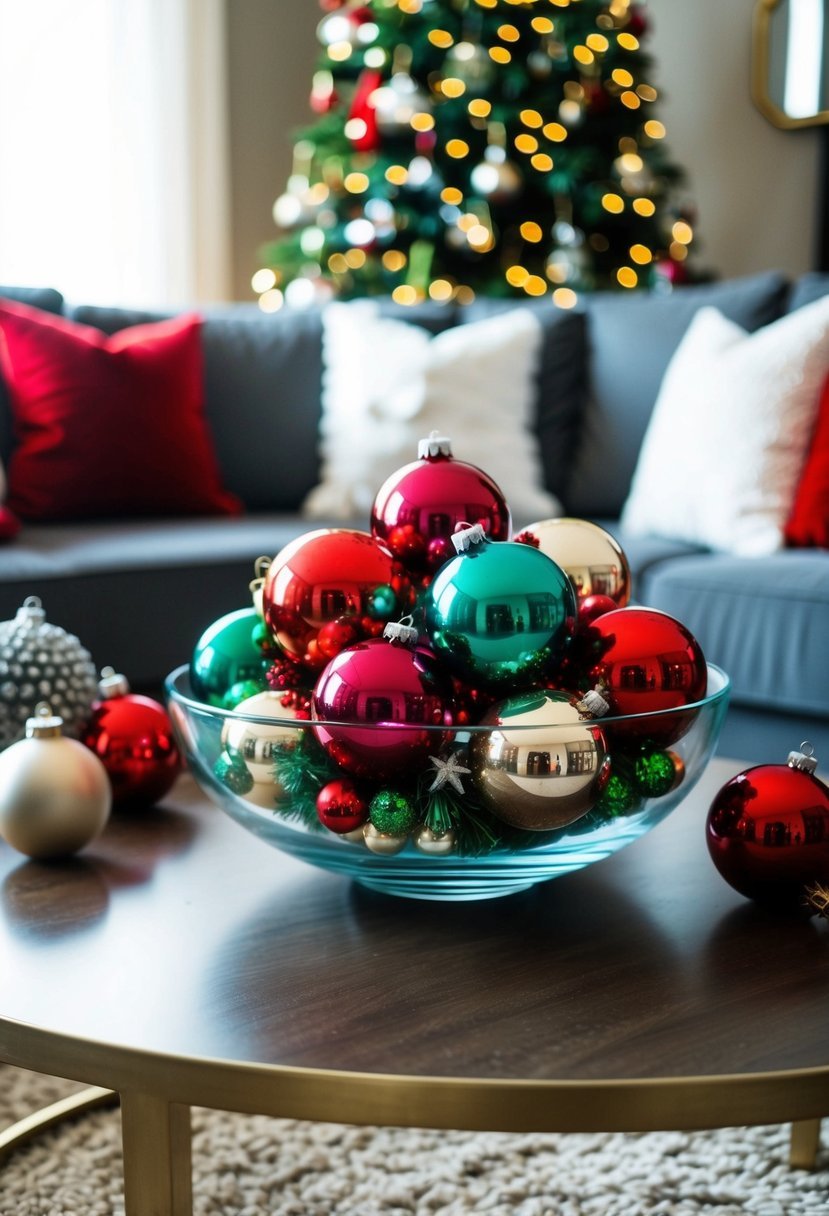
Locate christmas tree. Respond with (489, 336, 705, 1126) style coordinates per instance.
(255, 0, 697, 311)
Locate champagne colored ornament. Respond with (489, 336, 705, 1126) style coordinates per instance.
(425, 525, 576, 690)
(82, 668, 180, 810)
(0, 596, 98, 751)
(471, 689, 610, 831)
(370, 434, 511, 574)
(263, 529, 407, 668)
(706, 743, 829, 907)
(316, 778, 369, 834)
(363, 821, 408, 855)
(583, 607, 707, 747)
(519, 518, 631, 608)
(0, 702, 111, 859)
(311, 623, 452, 781)
(190, 607, 269, 707)
(221, 690, 305, 807)
(415, 825, 456, 856)
(469, 146, 523, 203)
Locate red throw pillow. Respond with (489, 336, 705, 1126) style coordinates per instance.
(785, 372, 829, 548)
(0, 300, 241, 520)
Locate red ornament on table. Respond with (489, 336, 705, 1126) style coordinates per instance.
(262, 528, 409, 669)
(311, 619, 452, 781)
(582, 606, 707, 746)
(82, 668, 180, 809)
(706, 743, 829, 907)
(370, 433, 511, 574)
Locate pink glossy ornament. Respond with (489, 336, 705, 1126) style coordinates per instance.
(82, 669, 180, 809)
(583, 607, 707, 746)
(311, 628, 452, 781)
(370, 434, 511, 574)
(706, 744, 829, 906)
(263, 529, 409, 668)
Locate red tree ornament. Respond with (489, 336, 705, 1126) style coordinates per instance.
(347, 69, 382, 152)
(706, 743, 829, 907)
(370, 434, 511, 574)
(316, 778, 369, 834)
(82, 668, 180, 809)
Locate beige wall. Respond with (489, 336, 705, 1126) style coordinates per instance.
(226, 0, 821, 302)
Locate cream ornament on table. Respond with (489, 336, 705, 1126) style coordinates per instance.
(0, 702, 111, 860)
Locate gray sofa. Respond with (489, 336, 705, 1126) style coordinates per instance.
(1, 271, 828, 764)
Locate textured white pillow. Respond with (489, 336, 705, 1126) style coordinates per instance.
(303, 301, 561, 524)
(620, 297, 829, 556)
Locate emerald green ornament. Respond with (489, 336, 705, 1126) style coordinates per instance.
(633, 749, 683, 798)
(222, 679, 266, 710)
(190, 607, 269, 707)
(593, 772, 640, 820)
(369, 789, 418, 836)
(213, 748, 254, 796)
(367, 584, 398, 620)
(424, 529, 576, 690)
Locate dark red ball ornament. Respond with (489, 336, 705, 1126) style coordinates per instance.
(583, 607, 707, 746)
(311, 621, 452, 781)
(706, 743, 829, 907)
(370, 433, 511, 574)
(316, 778, 369, 834)
(82, 668, 180, 809)
(263, 529, 409, 669)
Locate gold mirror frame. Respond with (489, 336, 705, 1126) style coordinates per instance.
(752, 0, 829, 128)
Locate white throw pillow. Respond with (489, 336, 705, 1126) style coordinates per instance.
(620, 296, 829, 556)
(302, 301, 561, 525)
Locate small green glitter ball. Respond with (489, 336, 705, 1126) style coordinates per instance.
(593, 773, 640, 821)
(369, 789, 418, 836)
(633, 750, 678, 798)
(214, 750, 255, 796)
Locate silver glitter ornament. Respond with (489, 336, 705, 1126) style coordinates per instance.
(0, 597, 98, 751)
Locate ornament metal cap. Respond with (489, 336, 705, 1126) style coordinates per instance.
(98, 666, 131, 699)
(383, 616, 419, 647)
(575, 682, 610, 719)
(17, 596, 46, 628)
(788, 740, 818, 775)
(418, 431, 452, 459)
(451, 523, 487, 553)
(25, 701, 64, 739)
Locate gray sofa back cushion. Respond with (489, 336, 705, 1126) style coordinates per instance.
(0, 286, 64, 467)
(457, 298, 586, 505)
(787, 272, 829, 312)
(564, 271, 790, 518)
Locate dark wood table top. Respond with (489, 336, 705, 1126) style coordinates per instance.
(0, 758, 827, 1094)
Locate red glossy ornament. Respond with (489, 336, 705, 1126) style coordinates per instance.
(583, 607, 707, 746)
(317, 616, 364, 659)
(706, 745, 829, 906)
(578, 594, 618, 627)
(263, 529, 409, 669)
(316, 778, 369, 834)
(347, 69, 382, 151)
(312, 632, 452, 780)
(82, 669, 180, 809)
(370, 434, 511, 574)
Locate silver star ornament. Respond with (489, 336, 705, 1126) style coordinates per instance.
(427, 751, 471, 795)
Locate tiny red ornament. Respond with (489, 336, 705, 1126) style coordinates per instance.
(582, 607, 707, 746)
(370, 433, 511, 574)
(347, 69, 382, 151)
(263, 529, 409, 668)
(578, 594, 618, 628)
(312, 622, 452, 780)
(316, 778, 369, 833)
(82, 668, 180, 809)
(706, 743, 829, 907)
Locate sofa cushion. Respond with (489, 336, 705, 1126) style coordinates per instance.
(639, 552, 829, 718)
(563, 271, 790, 518)
(0, 302, 240, 520)
(0, 286, 64, 468)
(785, 371, 829, 549)
(453, 297, 586, 505)
(787, 273, 829, 312)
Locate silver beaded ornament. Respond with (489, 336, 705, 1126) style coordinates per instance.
(0, 597, 98, 750)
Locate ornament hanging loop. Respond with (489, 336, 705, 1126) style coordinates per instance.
(451, 522, 487, 553)
(417, 431, 452, 459)
(18, 596, 46, 626)
(788, 740, 818, 774)
(26, 701, 64, 738)
(383, 615, 419, 646)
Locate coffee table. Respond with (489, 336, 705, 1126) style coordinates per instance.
(0, 756, 826, 1215)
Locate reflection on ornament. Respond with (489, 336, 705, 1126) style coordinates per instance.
(371, 434, 511, 573)
(0, 702, 111, 859)
(520, 518, 631, 607)
(471, 690, 610, 830)
(221, 690, 304, 806)
(425, 529, 576, 690)
(706, 743, 829, 906)
(0, 596, 98, 751)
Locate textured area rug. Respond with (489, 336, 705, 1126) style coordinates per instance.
(0, 1064, 826, 1216)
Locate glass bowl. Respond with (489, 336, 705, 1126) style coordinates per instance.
(165, 664, 730, 902)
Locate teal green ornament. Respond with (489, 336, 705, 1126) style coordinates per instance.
(367, 583, 398, 620)
(213, 748, 255, 796)
(190, 607, 269, 707)
(424, 526, 576, 689)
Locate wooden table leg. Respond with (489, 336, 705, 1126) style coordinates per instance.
(790, 1118, 822, 1170)
(121, 1092, 192, 1216)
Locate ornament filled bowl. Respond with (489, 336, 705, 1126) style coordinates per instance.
(165, 662, 730, 902)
